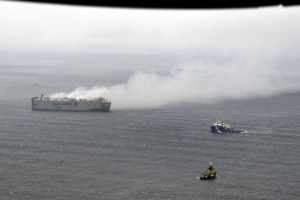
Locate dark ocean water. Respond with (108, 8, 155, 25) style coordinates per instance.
(0, 62, 300, 200)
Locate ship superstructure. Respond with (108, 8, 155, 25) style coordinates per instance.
(31, 94, 111, 112)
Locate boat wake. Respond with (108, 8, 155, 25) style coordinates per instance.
(240, 130, 300, 137)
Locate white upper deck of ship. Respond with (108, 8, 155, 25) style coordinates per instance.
(213, 119, 231, 128)
(33, 94, 109, 103)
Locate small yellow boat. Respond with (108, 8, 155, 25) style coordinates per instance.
(200, 162, 217, 180)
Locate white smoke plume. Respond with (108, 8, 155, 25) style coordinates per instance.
(50, 61, 300, 110)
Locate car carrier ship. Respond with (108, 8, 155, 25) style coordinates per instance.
(31, 94, 111, 112)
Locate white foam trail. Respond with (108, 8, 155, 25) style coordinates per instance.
(50, 65, 300, 110)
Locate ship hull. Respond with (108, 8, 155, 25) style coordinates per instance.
(211, 126, 243, 133)
(31, 107, 110, 112)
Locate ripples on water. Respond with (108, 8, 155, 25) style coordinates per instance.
(0, 64, 300, 199)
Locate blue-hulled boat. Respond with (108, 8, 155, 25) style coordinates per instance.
(211, 119, 245, 133)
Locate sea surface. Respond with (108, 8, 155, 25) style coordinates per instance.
(0, 57, 300, 199)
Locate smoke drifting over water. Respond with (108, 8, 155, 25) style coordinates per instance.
(50, 63, 300, 110)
